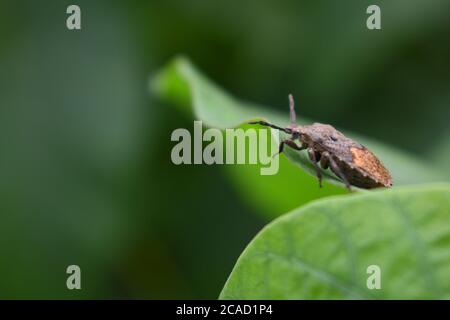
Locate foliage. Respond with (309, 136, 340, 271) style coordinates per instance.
(220, 184, 450, 299)
(152, 58, 450, 299)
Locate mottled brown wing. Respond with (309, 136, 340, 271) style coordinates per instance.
(349, 146, 392, 187)
(319, 130, 360, 163)
(305, 123, 392, 188)
(319, 130, 392, 188)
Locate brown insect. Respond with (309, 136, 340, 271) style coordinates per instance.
(249, 94, 392, 190)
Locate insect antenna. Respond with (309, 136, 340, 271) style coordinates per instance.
(289, 94, 297, 124)
(248, 121, 292, 134)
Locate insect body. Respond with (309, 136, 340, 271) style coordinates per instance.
(249, 95, 392, 190)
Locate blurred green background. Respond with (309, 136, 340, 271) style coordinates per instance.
(0, 0, 449, 298)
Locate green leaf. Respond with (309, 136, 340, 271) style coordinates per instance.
(152, 56, 442, 185)
(219, 183, 450, 299)
(224, 155, 346, 219)
(151, 56, 444, 217)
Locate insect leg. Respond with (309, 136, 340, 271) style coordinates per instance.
(325, 154, 352, 191)
(273, 140, 285, 158)
(273, 139, 305, 157)
(248, 121, 292, 134)
(307, 148, 322, 188)
(320, 151, 330, 169)
(284, 140, 305, 151)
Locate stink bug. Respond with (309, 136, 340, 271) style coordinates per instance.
(249, 94, 393, 190)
